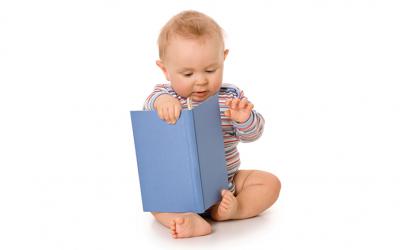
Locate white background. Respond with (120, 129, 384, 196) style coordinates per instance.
(1, 0, 400, 249)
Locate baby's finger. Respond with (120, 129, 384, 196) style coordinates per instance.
(224, 109, 231, 117)
(239, 98, 248, 109)
(231, 98, 240, 110)
(157, 108, 166, 122)
(246, 102, 254, 112)
(167, 106, 176, 124)
(162, 106, 171, 124)
(174, 105, 181, 121)
(225, 98, 232, 106)
(161, 107, 169, 123)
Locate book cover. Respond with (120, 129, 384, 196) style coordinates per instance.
(130, 94, 229, 213)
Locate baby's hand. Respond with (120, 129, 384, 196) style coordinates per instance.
(224, 98, 254, 123)
(154, 94, 182, 124)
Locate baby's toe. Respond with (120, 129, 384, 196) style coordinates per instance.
(219, 203, 228, 210)
(224, 194, 233, 202)
(223, 198, 232, 205)
(175, 217, 184, 225)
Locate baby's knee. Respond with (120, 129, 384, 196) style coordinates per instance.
(270, 173, 281, 192)
(261, 172, 281, 195)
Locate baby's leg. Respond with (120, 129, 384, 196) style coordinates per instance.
(233, 170, 281, 219)
(151, 212, 212, 239)
(211, 170, 281, 221)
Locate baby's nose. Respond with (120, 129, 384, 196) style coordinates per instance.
(195, 74, 208, 85)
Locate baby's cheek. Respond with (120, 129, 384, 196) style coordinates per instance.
(171, 81, 192, 97)
(211, 81, 222, 93)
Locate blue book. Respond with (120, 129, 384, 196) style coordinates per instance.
(130, 94, 229, 213)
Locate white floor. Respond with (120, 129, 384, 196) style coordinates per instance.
(2, 138, 399, 250)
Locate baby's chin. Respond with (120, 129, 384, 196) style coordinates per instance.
(191, 96, 208, 102)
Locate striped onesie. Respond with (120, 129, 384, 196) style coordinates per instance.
(143, 83, 265, 194)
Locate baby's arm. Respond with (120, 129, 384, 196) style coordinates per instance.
(143, 84, 170, 111)
(143, 84, 181, 124)
(232, 109, 265, 142)
(225, 89, 265, 142)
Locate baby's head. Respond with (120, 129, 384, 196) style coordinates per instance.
(156, 10, 229, 102)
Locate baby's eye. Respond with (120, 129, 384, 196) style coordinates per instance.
(183, 72, 193, 77)
(206, 69, 216, 73)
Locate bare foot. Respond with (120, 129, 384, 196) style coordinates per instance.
(169, 213, 212, 239)
(211, 189, 239, 221)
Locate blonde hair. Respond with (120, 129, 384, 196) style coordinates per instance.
(157, 10, 225, 60)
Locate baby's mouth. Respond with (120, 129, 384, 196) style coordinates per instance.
(193, 91, 208, 97)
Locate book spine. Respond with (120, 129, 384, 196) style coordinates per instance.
(184, 111, 204, 212)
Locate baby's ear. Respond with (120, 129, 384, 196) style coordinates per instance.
(156, 60, 170, 81)
(224, 49, 229, 60)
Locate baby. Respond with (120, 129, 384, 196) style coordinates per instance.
(143, 10, 281, 239)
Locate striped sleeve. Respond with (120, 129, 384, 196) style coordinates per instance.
(143, 84, 171, 111)
(231, 87, 265, 143)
